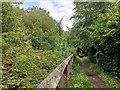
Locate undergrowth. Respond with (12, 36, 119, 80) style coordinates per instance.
(2, 47, 63, 89)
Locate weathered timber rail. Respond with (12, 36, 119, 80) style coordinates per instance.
(36, 54, 73, 89)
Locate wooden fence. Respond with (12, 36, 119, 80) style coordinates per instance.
(36, 54, 73, 89)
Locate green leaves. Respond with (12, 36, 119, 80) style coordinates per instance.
(2, 2, 24, 33)
(2, 2, 66, 89)
(72, 2, 109, 27)
(69, 2, 120, 77)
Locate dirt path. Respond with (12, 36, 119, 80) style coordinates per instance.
(79, 58, 107, 89)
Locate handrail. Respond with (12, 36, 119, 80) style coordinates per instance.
(36, 54, 73, 89)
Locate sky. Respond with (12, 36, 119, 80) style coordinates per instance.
(20, 0, 75, 31)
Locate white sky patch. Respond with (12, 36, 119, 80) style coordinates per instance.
(38, 0, 75, 31)
(20, 4, 28, 9)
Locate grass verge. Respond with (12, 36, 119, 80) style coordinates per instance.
(68, 55, 93, 88)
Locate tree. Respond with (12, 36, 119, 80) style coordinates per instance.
(71, 2, 110, 27)
(68, 2, 120, 77)
(2, 2, 24, 33)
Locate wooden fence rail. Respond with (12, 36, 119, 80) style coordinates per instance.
(36, 54, 73, 89)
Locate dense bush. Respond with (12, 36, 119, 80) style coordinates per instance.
(1, 2, 72, 89)
(68, 2, 120, 77)
(2, 46, 63, 88)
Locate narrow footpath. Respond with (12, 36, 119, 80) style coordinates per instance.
(80, 58, 107, 89)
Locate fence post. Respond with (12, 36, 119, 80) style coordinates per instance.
(60, 56, 73, 89)
(36, 54, 73, 89)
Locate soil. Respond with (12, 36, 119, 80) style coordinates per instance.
(79, 58, 107, 89)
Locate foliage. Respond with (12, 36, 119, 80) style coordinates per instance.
(2, 2, 71, 89)
(2, 2, 24, 33)
(88, 2, 120, 76)
(22, 7, 63, 50)
(71, 2, 109, 26)
(2, 46, 62, 88)
(68, 2, 120, 77)
(2, 1, 120, 89)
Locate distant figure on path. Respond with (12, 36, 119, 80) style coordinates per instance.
(77, 47, 84, 58)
